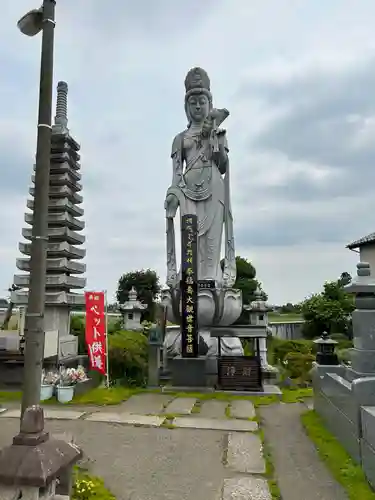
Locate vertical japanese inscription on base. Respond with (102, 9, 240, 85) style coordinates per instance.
(181, 214, 198, 357)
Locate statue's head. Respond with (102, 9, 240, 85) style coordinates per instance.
(184, 67, 212, 126)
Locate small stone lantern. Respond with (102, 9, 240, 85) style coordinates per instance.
(314, 331, 339, 365)
(248, 287, 272, 367)
(0, 406, 82, 500)
(120, 287, 147, 331)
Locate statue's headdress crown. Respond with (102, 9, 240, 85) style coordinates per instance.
(184, 67, 210, 94)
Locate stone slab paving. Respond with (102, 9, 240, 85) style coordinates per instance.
(173, 417, 258, 432)
(198, 400, 228, 419)
(222, 477, 271, 500)
(120, 393, 172, 414)
(0, 418, 228, 500)
(229, 400, 256, 420)
(164, 397, 197, 415)
(226, 433, 265, 474)
(84, 412, 165, 427)
(260, 403, 348, 500)
(0, 408, 85, 420)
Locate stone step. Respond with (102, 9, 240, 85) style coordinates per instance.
(222, 477, 271, 500)
(0, 408, 85, 420)
(199, 400, 228, 419)
(120, 394, 172, 415)
(84, 412, 165, 427)
(164, 397, 197, 415)
(172, 417, 258, 432)
(226, 432, 265, 473)
(229, 400, 256, 420)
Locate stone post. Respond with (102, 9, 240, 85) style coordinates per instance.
(0, 406, 81, 500)
(148, 322, 164, 388)
(344, 262, 375, 380)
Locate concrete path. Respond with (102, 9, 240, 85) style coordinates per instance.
(0, 394, 270, 499)
(259, 402, 348, 500)
(0, 395, 348, 499)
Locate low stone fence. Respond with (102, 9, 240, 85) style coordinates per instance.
(312, 364, 375, 488)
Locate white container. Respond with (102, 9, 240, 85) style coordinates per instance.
(56, 385, 74, 403)
(40, 384, 54, 401)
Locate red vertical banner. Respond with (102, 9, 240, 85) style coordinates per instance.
(85, 291, 107, 375)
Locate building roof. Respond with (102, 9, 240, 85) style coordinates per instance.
(347, 232, 375, 250)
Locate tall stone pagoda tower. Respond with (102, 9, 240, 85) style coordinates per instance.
(12, 81, 86, 358)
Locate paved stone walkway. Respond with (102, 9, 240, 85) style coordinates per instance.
(0, 395, 348, 499)
(0, 394, 270, 500)
(259, 402, 348, 500)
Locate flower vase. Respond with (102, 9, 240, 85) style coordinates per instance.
(57, 385, 74, 403)
(40, 384, 54, 401)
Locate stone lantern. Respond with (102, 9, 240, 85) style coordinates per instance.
(120, 287, 147, 331)
(0, 406, 82, 500)
(247, 287, 272, 367)
(314, 331, 339, 365)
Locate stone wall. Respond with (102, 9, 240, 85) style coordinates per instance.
(269, 321, 304, 340)
(312, 364, 375, 488)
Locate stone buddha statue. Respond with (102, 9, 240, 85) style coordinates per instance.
(162, 67, 243, 357)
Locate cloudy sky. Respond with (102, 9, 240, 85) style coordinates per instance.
(1, 0, 374, 305)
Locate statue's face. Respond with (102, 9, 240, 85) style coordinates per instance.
(187, 93, 209, 123)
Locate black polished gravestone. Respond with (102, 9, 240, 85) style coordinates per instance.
(180, 214, 199, 358)
(218, 356, 262, 391)
(170, 214, 208, 388)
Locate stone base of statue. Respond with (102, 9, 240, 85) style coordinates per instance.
(170, 356, 209, 388)
(161, 286, 244, 358)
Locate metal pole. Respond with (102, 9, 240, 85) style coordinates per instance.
(104, 290, 110, 388)
(21, 0, 56, 418)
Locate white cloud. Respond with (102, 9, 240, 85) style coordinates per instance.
(1, 0, 373, 306)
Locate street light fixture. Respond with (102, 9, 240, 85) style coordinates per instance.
(17, 0, 56, 418)
(17, 8, 44, 36)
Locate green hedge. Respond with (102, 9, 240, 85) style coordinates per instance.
(108, 330, 148, 386)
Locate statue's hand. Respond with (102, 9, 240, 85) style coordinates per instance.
(165, 194, 179, 218)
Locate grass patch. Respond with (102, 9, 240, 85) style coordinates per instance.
(191, 400, 201, 414)
(258, 428, 281, 499)
(225, 403, 231, 418)
(0, 386, 312, 407)
(301, 410, 375, 500)
(268, 312, 303, 323)
(281, 387, 313, 403)
(73, 466, 115, 500)
(0, 391, 22, 403)
(71, 386, 145, 405)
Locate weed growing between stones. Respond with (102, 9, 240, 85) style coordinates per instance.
(73, 467, 115, 500)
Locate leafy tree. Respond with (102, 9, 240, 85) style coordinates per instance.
(233, 256, 267, 304)
(221, 256, 267, 323)
(301, 279, 354, 339)
(280, 302, 301, 314)
(116, 269, 160, 322)
(338, 271, 352, 287)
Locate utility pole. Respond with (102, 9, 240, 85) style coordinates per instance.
(17, 0, 56, 417)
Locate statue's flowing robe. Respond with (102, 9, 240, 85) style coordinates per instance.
(166, 129, 236, 287)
